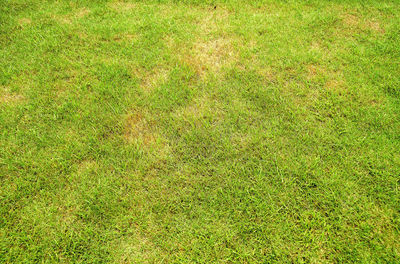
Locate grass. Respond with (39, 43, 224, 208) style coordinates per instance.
(1, 0, 400, 262)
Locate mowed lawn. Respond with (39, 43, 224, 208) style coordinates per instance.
(1, 0, 400, 262)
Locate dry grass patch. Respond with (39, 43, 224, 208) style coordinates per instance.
(366, 20, 385, 33)
(195, 37, 237, 74)
(54, 69, 78, 92)
(343, 13, 359, 27)
(113, 229, 163, 263)
(179, 36, 239, 78)
(75, 8, 90, 19)
(54, 7, 90, 24)
(138, 67, 170, 93)
(166, 7, 239, 78)
(198, 7, 231, 33)
(325, 79, 348, 96)
(124, 110, 158, 146)
(108, 1, 138, 12)
(18, 18, 31, 27)
(306, 64, 327, 80)
(307, 64, 318, 79)
(195, 8, 237, 75)
(341, 12, 385, 34)
(173, 94, 225, 127)
(113, 33, 137, 42)
(0, 87, 25, 104)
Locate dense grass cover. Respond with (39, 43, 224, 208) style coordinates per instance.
(1, 0, 400, 262)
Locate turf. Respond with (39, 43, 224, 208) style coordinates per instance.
(1, 0, 400, 262)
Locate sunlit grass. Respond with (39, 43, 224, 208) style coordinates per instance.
(1, 0, 400, 262)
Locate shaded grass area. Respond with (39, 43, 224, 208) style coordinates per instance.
(1, 0, 400, 262)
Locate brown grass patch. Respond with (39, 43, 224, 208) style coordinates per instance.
(113, 229, 163, 263)
(0, 87, 25, 104)
(165, 8, 238, 78)
(366, 20, 384, 33)
(173, 94, 225, 127)
(108, 2, 138, 12)
(179, 36, 239, 78)
(75, 8, 90, 19)
(307, 65, 318, 78)
(341, 13, 385, 34)
(124, 111, 157, 146)
(18, 18, 31, 27)
(325, 79, 347, 95)
(55, 7, 90, 24)
(343, 13, 359, 27)
(113, 33, 137, 42)
(194, 8, 236, 75)
(196, 37, 237, 74)
(198, 7, 231, 33)
(138, 67, 169, 93)
(306, 64, 327, 80)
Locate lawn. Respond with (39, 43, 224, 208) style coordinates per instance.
(1, 0, 400, 262)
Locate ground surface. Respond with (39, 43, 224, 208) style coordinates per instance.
(1, 0, 400, 263)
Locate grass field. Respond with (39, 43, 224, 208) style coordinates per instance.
(1, 0, 400, 262)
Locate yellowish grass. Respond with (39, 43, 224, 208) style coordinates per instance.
(113, 229, 163, 263)
(0, 87, 25, 104)
(18, 18, 31, 27)
(139, 67, 170, 93)
(341, 12, 385, 34)
(124, 111, 156, 146)
(173, 94, 225, 127)
(54, 7, 91, 24)
(108, 2, 138, 12)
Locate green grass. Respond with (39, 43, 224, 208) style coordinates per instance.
(1, 0, 400, 262)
